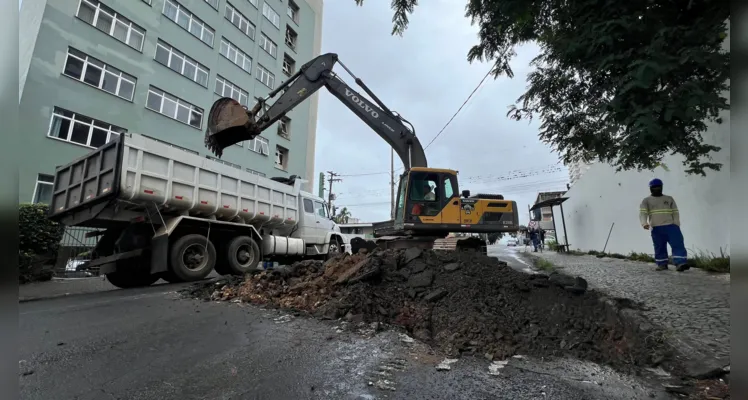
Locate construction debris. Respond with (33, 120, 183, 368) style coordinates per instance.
(182, 248, 673, 374)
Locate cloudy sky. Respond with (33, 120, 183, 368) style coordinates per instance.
(313, 0, 568, 224)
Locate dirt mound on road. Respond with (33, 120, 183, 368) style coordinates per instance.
(184, 248, 672, 373)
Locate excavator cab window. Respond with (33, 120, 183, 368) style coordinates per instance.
(394, 175, 408, 223)
(409, 172, 440, 217)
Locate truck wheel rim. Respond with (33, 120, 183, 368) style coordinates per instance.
(182, 244, 208, 271)
(235, 244, 255, 267)
(329, 242, 339, 253)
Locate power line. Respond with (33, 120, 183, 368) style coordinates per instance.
(335, 164, 568, 198)
(337, 178, 569, 208)
(423, 61, 498, 150)
(335, 61, 499, 177)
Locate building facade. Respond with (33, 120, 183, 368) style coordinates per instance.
(19, 0, 323, 205)
(567, 159, 594, 186)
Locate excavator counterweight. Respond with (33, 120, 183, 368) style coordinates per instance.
(204, 53, 520, 254)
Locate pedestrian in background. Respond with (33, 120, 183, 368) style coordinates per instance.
(639, 178, 690, 271)
(530, 227, 540, 252)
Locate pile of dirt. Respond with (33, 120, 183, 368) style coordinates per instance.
(183, 248, 674, 374)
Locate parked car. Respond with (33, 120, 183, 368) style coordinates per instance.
(506, 239, 518, 247)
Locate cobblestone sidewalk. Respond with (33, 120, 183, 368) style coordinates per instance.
(524, 251, 730, 378)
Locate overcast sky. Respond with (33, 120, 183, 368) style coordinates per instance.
(313, 0, 568, 225)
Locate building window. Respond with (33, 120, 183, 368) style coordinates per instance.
(278, 116, 290, 139)
(262, 2, 280, 29)
(275, 145, 288, 170)
(256, 64, 275, 89)
(259, 33, 277, 58)
(47, 107, 126, 148)
(33, 174, 55, 204)
(215, 75, 249, 107)
(282, 53, 295, 76)
(154, 40, 210, 87)
(248, 136, 270, 155)
(220, 38, 252, 74)
(163, 0, 215, 47)
(76, 0, 145, 51)
(146, 87, 204, 129)
(63, 48, 136, 101)
(141, 134, 199, 154)
(207, 156, 241, 169)
(246, 167, 266, 177)
(225, 3, 256, 40)
(285, 25, 297, 51)
(203, 0, 219, 10)
(287, 1, 299, 24)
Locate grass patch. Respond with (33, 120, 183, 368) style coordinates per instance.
(628, 252, 655, 262)
(535, 258, 555, 272)
(689, 248, 730, 273)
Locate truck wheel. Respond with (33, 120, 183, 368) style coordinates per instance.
(225, 236, 261, 275)
(106, 270, 159, 289)
(326, 237, 342, 260)
(169, 234, 216, 282)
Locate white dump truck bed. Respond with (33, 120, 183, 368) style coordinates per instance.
(49, 133, 300, 232)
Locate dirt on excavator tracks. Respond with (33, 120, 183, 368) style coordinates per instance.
(181, 248, 679, 377)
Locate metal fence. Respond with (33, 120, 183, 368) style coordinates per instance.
(54, 227, 101, 276)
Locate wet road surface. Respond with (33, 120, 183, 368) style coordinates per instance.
(19, 275, 668, 399)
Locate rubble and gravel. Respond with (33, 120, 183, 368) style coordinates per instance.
(181, 247, 677, 376)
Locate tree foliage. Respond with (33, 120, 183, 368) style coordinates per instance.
(19, 203, 64, 283)
(355, 0, 730, 175)
(333, 207, 352, 224)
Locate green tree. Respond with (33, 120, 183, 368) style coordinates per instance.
(354, 0, 730, 175)
(334, 207, 352, 224)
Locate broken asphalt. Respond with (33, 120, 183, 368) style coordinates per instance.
(20, 281, 669, 399)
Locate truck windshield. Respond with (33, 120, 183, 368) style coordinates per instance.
(314, 201, 327, 218)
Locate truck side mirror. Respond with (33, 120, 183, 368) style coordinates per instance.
(462, 190, 470, 198)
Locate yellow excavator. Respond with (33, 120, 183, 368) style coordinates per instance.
(205, 53, 519, 253)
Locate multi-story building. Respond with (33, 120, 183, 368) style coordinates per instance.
(19, 0, 323, 205)
(567, 159, 594, 185)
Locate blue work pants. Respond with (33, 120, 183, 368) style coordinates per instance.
(651, 224, 687, 266)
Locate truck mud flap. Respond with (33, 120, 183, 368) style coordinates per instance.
(150, 234, 169, 274)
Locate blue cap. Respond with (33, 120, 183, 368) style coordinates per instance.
(649, 178, 663, 187)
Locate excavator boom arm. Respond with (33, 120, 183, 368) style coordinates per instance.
(204, 53, 427, 169)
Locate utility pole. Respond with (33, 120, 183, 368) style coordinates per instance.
(326, 171, 342, 212)
(390, 149, 395, 218)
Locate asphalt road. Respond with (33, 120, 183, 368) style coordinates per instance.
(19, 253, 668, 400)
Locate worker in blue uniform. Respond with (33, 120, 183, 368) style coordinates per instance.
(639, 178, 690, 271)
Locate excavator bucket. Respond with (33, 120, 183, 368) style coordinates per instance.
(204, 98, 254, 157)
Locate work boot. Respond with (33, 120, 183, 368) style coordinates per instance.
(676, 263, 690, 272)
(655, 265, 668, 271)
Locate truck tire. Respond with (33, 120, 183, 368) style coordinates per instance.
(225, 236, 261, 275)
(169, 234, 216, 282)
(106, 270, 159, 289)
(326, 236, 342, 260)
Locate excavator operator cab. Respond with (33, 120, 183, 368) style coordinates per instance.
(393, 167, 520, 236)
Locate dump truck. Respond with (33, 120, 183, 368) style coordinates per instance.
(205, 52, 520, 253)
(47, 133, 351, 289)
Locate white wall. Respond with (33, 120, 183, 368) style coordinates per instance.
(554, 20, 731, 257)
